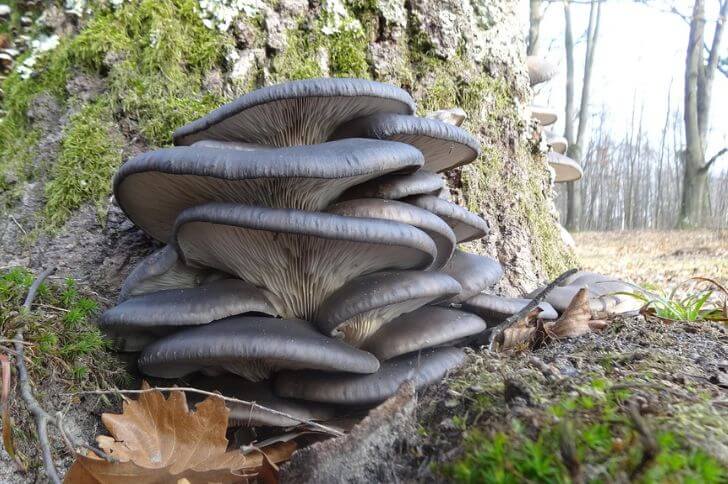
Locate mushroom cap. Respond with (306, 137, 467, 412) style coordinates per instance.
(537, 285, 640, 315)
(273, 347, 465, 405)
(191, 139, 272, 151)
(460, 293, 558, 325)
(403, 194, 489, 243)
(560, 271, 614, 287)
(119, 245, 224, 302)
(530, 106, 558, 126)
(138, 316, 380, 380)
(114, 139, 423, 242)
(426, 107, 467, 127)
(173, 203, 437, 320)
(362, 306, 486, 360)
(330, 113, 480, 172)
(326, 198, 456, 269)
(526, 56, 557, 86)
(188, 376, 336, 428)
(547, 151, 583, 182)
(440, 250, 504, 303)
(100, 279, 278, 351)
(547, 135, 568, 155)
(315, 271, 462, 346)
(173, 77, 416, 146)
(337, 170, 443, 201)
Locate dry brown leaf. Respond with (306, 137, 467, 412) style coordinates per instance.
(499, 307, 542, 351)
(545, 288, 608, 339)
(64, 383, 297, 484)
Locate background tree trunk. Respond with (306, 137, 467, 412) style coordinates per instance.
(528, 0, 544, 55)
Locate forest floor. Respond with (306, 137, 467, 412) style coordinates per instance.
(573, 229, 728, 292)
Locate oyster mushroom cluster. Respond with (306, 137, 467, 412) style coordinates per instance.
(101, 78, 503, 421)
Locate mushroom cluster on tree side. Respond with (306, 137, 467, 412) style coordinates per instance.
(102, 77, 639, 427)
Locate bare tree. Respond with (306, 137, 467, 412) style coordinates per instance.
(679, 0, 727, 227)
(528, 0, 545, 55)
(563, 0, 603, 231)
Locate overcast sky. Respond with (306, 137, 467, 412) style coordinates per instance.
(521, 0, 728, 173)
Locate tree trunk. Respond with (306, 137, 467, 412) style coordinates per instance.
(528, 0, 544, 55)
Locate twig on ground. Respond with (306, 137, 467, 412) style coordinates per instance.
(63, 386, 345, 437)
(486, 268, 578, 350)
(11, 267, 113, 484)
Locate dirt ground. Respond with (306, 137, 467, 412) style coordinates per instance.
(573, 229, 728, 293)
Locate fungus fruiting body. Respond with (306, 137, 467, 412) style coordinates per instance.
(107, 77, 622, 427)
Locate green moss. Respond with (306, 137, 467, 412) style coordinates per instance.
(44, 97, 124, 227)
(328, 27, 370, 78)
(68, 0, 228, 147)
(441, 376, 726, 484)
(272, 28, 326, 81)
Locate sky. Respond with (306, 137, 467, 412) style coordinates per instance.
(521, 0, 728, 173)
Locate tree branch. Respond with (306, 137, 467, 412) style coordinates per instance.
(701, 146, 728, 172)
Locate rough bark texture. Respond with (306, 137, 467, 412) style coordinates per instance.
(0, 0, 574, 302)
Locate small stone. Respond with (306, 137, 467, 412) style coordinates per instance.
(0, 4, 11, 18)
(444, 399, 459, 408)
(20, 15, 33, 26)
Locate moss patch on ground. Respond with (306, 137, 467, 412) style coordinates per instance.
(414, 315, 728, 483)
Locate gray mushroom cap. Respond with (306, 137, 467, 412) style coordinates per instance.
(547, 135, 568, 155)
(330, 113, 480, 172)
(440, 250, 504, 303)
(426, 107, 467, 127)
(173, 77, 416, 146)
(547, 151, 583, 183)
(326, 198, 456, 269)
(100, 279, 278, 351)
(114, 139, 424, 242)
(536, 285, 640, 315)
(190, 139, 272, 151)
(526, 56, 557, 86)
(315, 271, 462, 346)
(337, 170, 443, 201)
(187, 376, 336, 428)
(362, 306, 486, 361)
(138, 316, 380, 381)
(118, 245, 226, 302)
(460, 293, 558, 326)
(403, 194, 489, 243)
(173, 203, 437, 320)
(273, 347, 465, 405)
(530, 106, 558, 126)
(561, 271, 614, 287)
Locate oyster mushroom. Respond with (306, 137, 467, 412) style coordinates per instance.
(530, 106, 558, 126)
(362, 306, 486, 360)
(138, 317, 380, 381)
(274, 347, 465, 405)
(337, 170, 444, 201)
(172, 203, 437, 320)
(119, 245, 225, 302)
(526, 56, 557, 86)
(188, 376, 336, 428)
(100, 279, 278, 351)
(403, 194, 489, 243)
(547, 151, 583, 183)
(547, 134, 568, 155)
(315, 271, 462, 346)
(460, 293, 558, 326)
(326, 198, 456, 269)
(173, 77, 415, 146)
(330, 113, 480, 172)
(114, 139, 423, 241)
(441, 250, 504, 303)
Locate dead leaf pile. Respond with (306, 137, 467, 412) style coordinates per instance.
(65, 383, 296, 484)
(499, 288, 608, 351)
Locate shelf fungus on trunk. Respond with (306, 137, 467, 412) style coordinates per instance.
(102, 77, 511, 426)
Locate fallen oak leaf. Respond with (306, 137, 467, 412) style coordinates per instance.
(65, 382, 296, 484)
(545, 288, 608, 339)
(498, 307, 542, 351)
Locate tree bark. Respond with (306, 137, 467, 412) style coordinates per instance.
(678, 0, 727, 227)
(528, 0, 544, 55)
